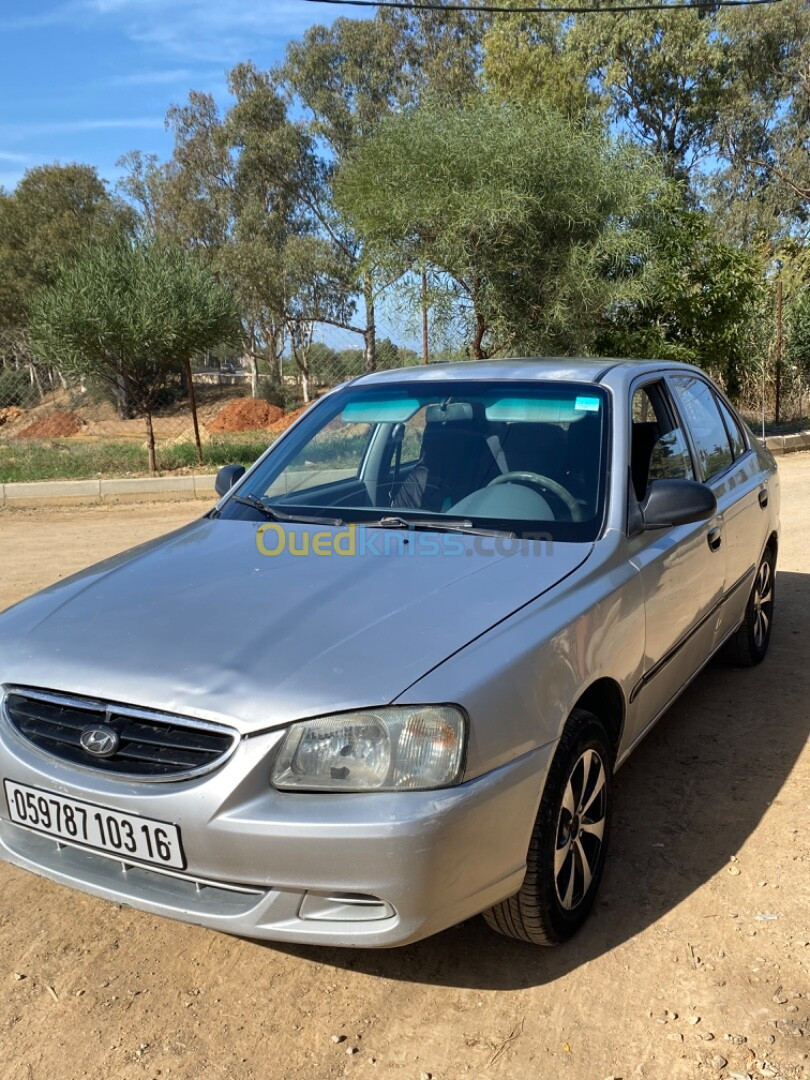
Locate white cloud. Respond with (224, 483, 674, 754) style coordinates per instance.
(0, 151, 34, 164)
(83, 0, 349, 63)
(0, 118, 165, 142)
(110, 67, 192, 86)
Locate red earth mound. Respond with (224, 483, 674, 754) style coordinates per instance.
(209, 399, 285, 433)
(267, 404, 310, 436)
(18, 410, 82, 439)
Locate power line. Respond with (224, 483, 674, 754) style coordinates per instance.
(303, 0, 780, 12)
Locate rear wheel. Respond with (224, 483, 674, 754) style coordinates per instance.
(724, 550, 775, 667)
(483, 709, 613, 945)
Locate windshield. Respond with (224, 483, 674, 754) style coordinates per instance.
(220, 380, 610, 541)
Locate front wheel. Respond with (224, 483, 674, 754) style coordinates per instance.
(483, 709, 613, 945)
(723, 550, 776, 667)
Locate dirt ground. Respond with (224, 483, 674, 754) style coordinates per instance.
(0, 460, 808, 1080)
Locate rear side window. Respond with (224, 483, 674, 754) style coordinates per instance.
(715, 395, 747, 459)
(669, 375, 733, 481)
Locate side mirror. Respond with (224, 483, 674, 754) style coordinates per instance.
(641, 479, 717, 529)
(215, 464, 246, 497)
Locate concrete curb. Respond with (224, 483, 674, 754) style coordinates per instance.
(0, 473, 217, 508)
(763, 430, 810, 457)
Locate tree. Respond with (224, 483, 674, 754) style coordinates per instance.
(128, 64, 350, 403)
(597, 208, 765, 399)
(380, 1, 487, 105)
(0, 164, 132, 395)
(710, 0, 810, 261)
(336, 99, 667, 358)
(30, 239, 240, 472)
(281, 18, 404, 371)
(567, 9, 727, 186)
(483, 10, 598, 121)
(281, 233, 357, 401)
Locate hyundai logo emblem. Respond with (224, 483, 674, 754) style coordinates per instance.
(79, 725, 119, 758)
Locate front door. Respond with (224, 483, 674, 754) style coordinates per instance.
(625, 379, 727, 748)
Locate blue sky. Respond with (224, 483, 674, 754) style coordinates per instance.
(0, 0, 348, 192)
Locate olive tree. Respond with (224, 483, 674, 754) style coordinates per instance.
(30, 238, 240, 471)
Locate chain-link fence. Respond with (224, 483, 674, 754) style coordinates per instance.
(0, 321, 436, 483)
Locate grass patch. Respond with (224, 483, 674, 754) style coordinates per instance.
(0, 435, 272, 484)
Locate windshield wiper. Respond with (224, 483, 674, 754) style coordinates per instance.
(365, 515, 515, 539)
(232, 494, 345, 527)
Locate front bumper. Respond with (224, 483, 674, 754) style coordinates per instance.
(0, 718, 554, 947)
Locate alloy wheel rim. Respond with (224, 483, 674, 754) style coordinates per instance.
(752, 560, 773, 650)
(554, 747, 607, 911)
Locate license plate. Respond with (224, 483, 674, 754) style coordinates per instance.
(3, 780, 186, 870)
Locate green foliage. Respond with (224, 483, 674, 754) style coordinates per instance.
(29, 238, 241, 469)
(787, 289, 810, 381)
(483, 10, 599, 121)
(598, 209, 765, 399)
(0, 164, 133, 333)
(336, 99, 668, 358)
(282, 19, 401, 159)
(709, 0, 809, 252)
(0, 5, 806, 433)
(31, 238, 240, 401)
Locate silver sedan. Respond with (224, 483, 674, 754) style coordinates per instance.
(0, 359, 779, 947)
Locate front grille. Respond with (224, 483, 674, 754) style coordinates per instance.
(3, 688, 239, 781)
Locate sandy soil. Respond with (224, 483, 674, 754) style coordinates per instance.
(0, 460, 808, 1080)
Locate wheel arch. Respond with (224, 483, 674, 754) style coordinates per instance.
(765, 530, 778, 563)
(571, 677, 626, 759)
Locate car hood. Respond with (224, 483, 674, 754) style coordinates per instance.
(0, 519, 592, 734)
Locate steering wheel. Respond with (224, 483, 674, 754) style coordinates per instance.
(488, 471, 582, 522)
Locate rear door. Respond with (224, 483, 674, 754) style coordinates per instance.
(667, 373, 767, 643)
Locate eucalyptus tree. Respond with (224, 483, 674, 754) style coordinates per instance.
(710, 0, 810, 259)
(281, 17, 404, 371)
(379, 0, 487, 104)
(483, 10, 599, 121)
(30, 239, 240, 471)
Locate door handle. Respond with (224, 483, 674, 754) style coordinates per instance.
(759, 488, 768, 509)
(707, 526, 723, 552)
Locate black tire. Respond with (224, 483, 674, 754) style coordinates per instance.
(723, 549, 776, 667)
(482, 709, 613, 945)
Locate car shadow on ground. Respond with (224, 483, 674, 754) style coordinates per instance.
(259, 569, 810, 990)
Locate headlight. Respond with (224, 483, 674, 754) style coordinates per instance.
(271, 706, 467, 792)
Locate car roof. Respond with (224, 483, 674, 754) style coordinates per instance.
(351, 357, 700, 388)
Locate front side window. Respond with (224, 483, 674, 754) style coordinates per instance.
(222, 380, 610, 541)
(669, 374, 733, 481)
(630, 383, 694, 502)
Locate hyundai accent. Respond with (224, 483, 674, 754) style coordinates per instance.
(0, 359, 779, 946)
